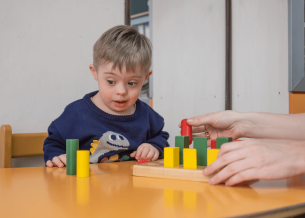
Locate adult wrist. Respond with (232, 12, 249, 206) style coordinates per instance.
(238, 112, 258, 138)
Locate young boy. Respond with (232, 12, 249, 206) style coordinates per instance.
(43, 25, 169, 167)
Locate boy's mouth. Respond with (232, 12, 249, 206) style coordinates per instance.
(114, 101, 127, 107)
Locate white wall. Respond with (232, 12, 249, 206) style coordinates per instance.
(152, 0, 289, 147)
(0, 0, 124, 167)
(152, 0, 226, 146)
(232, 0, 289, 113)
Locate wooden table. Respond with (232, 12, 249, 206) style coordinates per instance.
(0, 161, 305, 218)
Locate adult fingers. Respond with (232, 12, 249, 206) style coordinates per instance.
(217, 140, 246, 157)
(225, 168, 259, 186)
(46, 160, 54, 167)
(152, 151, 159, 161)
(203, 142, 247, 176)
(187, 113, 216, 127)
(58, 154, 67, 166)
(52, 156, 64, 168)
(209, 158, 254, 185)
(192, 126, 207, 133)
(192, 133, 208, 138)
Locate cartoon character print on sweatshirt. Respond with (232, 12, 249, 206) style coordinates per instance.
(89, 131, 130, 163)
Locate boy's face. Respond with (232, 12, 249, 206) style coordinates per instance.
(89, 61, 152, 115)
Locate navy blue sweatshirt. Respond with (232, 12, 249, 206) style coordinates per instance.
(43, 91, 169, 163)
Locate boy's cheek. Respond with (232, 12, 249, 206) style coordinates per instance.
(100, 90, 112, 102)
(131, 89, 142, 100)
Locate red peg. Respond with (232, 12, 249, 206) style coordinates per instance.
(138, 159, 150, 164)
(211, 139, 216, 149)
(181, 119, 192, 145)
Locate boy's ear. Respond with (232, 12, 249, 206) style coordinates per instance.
(145, 70, 153, 81)
(89, 64, 98, 81)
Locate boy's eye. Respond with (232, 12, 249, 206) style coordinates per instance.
(107, 80, 115, 85)
(128, 82, 137, 86)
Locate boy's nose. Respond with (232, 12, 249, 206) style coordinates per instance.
(116, 83, 127, 96)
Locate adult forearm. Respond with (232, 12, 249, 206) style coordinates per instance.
(241, 112, 305, 140)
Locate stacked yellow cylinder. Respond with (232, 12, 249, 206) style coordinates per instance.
(77, 150, 90, 177)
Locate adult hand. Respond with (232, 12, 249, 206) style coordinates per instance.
(179, 110, 249, 141)
(203, 139, 305, 186)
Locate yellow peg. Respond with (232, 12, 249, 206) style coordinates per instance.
(207, 149, 219, 166)
(164, 147, 179, 168)
(77, 150, 90, 177)
(183, 149, 197, 169)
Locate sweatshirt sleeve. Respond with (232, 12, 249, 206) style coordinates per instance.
(43, 121, 66, 163)
(146, 109, 170, 157)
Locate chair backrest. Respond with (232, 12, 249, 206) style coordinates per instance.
(0, 125, 48, 168)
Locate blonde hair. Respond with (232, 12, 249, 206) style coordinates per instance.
(93, 25, 152, 74)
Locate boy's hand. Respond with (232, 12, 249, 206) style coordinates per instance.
(46, 154, 66, 168)
(130, 143, 159, 161)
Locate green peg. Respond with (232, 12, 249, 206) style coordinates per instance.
(175, 136, 189, 165)
(66, 139, 79, 175)
(193, 137, 207, 166)
(216, 137, 233, 149)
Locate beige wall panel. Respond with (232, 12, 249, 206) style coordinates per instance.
(152, 0, 226, 146)
(232, 0, 289, 113)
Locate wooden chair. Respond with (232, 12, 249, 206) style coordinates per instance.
(0, 125, 48, 168)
